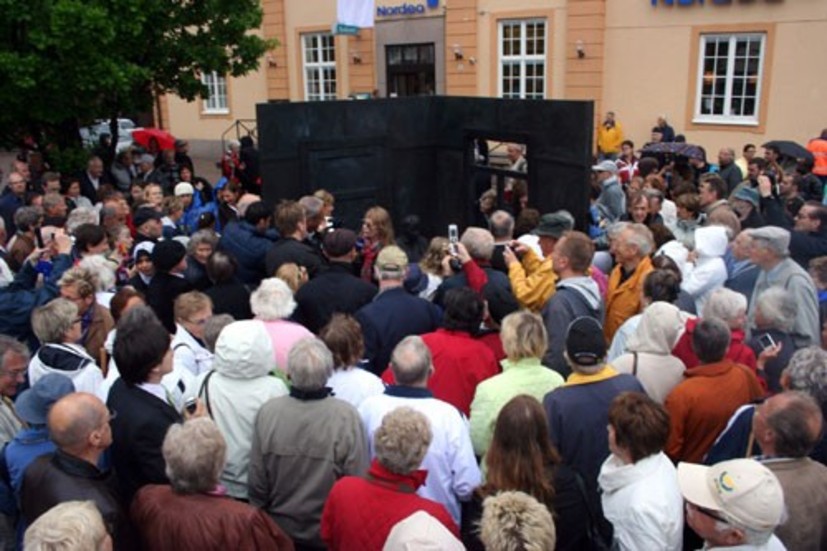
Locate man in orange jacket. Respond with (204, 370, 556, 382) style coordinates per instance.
(604, 223, 654, 343)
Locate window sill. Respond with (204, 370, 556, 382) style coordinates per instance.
(201, 110, 230, 116)
(691, 118, 760, 127)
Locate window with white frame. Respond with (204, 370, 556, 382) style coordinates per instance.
(694, 33, 766, 125)
(201, 71, 228, 114)
(498, 19, 547, 100)
(302, 33, 337, 101)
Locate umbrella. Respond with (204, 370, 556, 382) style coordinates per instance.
(640, 142, 705, 161)
(762, 140, 813, 162)
(132, 128, 176, 151)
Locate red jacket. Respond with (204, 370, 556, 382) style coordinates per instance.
(382, 329, 500, 416)
(321, 461, 458, 551)
(672, 318, 759, 374)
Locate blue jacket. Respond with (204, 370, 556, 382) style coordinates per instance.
(355, 287, 442, 375)
(218, 221, 279, 286)
(4, 427, 54, 495)
(0, 254, 74, 350)
(180, 191, 217, 236)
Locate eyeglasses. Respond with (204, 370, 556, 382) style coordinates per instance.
(0, 368, 27, 379)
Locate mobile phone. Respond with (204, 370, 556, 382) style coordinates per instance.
(758, 333, 776, 351)
(184, 397, 198, 415)
(448, 224, 459, 255)
(35, 228, 44, 249)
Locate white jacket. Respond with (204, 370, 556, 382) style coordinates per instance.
(171, 323, 213, 377)
(28, 343, 102, 395)
(358, 389, 481, 525)
(682, 225, 728, 313)
(599, 452, 684, 551)
(190, 320, 288, 499)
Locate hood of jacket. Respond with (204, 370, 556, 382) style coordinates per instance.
(31, 343, 95, 373)
(626, 302, 685, 355)
(598, 452, 666, 494)
(212, 320, 275, 379)
(694, 225, 728, 259)
(557, 275, 601, 310)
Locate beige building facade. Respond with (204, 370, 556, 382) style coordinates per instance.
(167, 0, 827, 162)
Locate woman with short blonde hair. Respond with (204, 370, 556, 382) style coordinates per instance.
(469, 311, 563, 457)
(24, 501, 111, 551)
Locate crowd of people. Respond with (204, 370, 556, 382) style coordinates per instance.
(0, 122, 825, 551)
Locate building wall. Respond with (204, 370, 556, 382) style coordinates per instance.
(603, 0, 827, 155)
(166, 0, 827, 162)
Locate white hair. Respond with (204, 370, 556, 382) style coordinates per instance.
(460, 227, 495, 261)
(65, 207, 100, 235)
(623, 223, 655, 256)
(250, 277, 297, 321)
(702, 288, 747, 326)
(287, 337, 334, 391)
(755, 287, 796, 332)
(24, 500, 108, 550)
(78, 255, 117, 292)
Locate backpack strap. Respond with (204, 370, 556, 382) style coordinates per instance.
(632, 352, 639, 376)
(197, 370, 217, 418)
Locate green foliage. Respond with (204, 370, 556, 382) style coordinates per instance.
(46, 145, 94, 176)
(0, 0, 275, 150)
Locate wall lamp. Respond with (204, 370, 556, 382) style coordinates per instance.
(453, 44, 464, 60)
(575, 40, 586, 59)
(351, 51, 362, 64)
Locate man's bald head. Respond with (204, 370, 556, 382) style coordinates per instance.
(48, 393, 108, 452)
(759, 391, 823, 458)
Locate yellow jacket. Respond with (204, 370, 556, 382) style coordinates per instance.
(604, 255, 653, 343)
(597, 123, 624, 155)
(508, 249, 557, 312)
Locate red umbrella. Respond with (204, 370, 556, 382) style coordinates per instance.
(131, 128, 176, 151)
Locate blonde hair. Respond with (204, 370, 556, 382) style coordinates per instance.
(375, 407, 432, 475)
(275, 263, 307, 294)
(420, 237, 450, 275)
(163, 418, 226, 494)
(480, 491, 556, 551)
(501, 311, 548, 361)
(31, 299, 78, 344)
(173, 291, 213, 323)
(313, 189, 334, 208)
(57, 267, 98, 298)
(365, 206, 395, 246)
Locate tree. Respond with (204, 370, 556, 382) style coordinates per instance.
(0, 0, 274, 162)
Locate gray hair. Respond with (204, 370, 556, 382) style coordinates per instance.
(187, 229, 219, 254)
(31, 299, 78, 344)
(692, 317, 731, 364)
(42, 193, 65, 212)
(163, 418, 227, 494)
(203, 314, 234, 353)
(702, 288, 747, 327)
(390, 336, 433, 385)
(78, 255, 117, 292)
(460, 227, 495, 261)
(298, 196, 324, 219)
(0, 335, 30, 369)
(250, 277, 297, 321)
(622, 224, 655, 256)
(754, 287, 796, 332)
(713, 521, 775, 547)
(13, 206, 42, 232)
(374, 407, 432, 475)
(287, 337, 334, 391)
(65, 207, 99, 235)
(23, 501, 108, 551)
(607, 221, 631, 240)
(489, 210, 515, 240)
(785, 346, 827, 408)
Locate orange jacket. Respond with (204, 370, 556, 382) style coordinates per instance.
(807, 137, 827, 177)
(604, 256, 653, 343)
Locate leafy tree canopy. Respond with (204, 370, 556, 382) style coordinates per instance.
(0, 0, 274, 150)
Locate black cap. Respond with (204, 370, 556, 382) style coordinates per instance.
(565, 317, 606, 366)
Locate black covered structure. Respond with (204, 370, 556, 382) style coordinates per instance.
(258, 96, 593, 236)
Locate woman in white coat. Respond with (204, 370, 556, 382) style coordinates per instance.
(681, 224, 729, 313)
(192, 319, 288, 499)
(599, 392, 683, 551)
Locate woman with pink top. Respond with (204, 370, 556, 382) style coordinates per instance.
(250, 277, 313, 373)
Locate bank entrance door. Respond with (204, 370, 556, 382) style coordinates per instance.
(386, 43, 436, 97)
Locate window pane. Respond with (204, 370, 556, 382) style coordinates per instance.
(500, 20, 546, 99)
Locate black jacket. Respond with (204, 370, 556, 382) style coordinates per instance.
(205, 281, 253, 321)
(265, 237, 324, 279)
(107, 379, 182, 503)
(294, 262, 378, 333)
(146, 272, 193, 333)
(21, 450, 134, 549)
(762, 195, 827, 268)
(219, 221, 279, 286)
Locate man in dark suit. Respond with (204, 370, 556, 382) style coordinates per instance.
(146, 240, 193, 333)
(294, 229, 377, 334)
(107, 307, 201, 502)
(78, 156, 112, 204)
(355, 246, 441, 375)
(265, 200, 324, 279)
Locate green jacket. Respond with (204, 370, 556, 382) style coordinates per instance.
(469, 357, 564, 457)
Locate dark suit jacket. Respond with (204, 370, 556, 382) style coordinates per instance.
(107, 379, 182, 503)
(355, 287, 442, 375)
(264, 237, 324, 279)
(146, 272, 193, 333)
(79, 171, 112, 203)
(294, 262, 377, 333)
